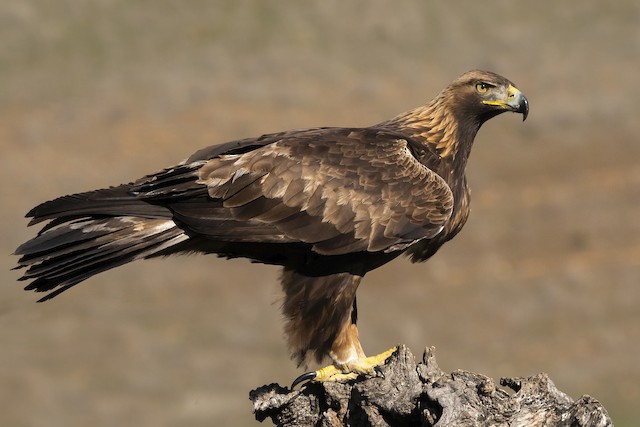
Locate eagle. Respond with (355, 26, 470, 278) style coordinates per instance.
(14, 70, 528, 384)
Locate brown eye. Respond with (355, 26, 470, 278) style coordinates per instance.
(476, 82, 489, 93)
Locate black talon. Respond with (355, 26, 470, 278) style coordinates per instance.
(374, 365, 385, 378)
(291, 371, 317, 389)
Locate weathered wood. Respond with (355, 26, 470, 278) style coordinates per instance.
(250, 345, 612, 427)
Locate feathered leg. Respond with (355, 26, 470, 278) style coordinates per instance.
(280, 269, 364, 365)
(280, 269, 396, 387)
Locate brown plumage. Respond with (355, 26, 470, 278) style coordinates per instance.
(14, 70, 528, 367)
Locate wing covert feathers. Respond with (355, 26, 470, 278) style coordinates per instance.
(196, 128, 453, 255)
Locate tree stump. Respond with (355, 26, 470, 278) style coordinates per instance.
(250, 345, 612, 426)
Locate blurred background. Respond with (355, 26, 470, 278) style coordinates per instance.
(1, 1, 638, 426)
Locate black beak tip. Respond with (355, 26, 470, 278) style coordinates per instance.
(520, 96, 529, 121)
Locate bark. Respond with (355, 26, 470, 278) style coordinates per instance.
(250, 345, 612, 427)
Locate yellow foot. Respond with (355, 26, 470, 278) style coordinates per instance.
(291, 346, 397, 389)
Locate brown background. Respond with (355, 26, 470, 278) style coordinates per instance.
(1, 1, 638, 426)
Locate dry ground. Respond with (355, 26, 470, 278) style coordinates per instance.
(1, 1, 638, 426)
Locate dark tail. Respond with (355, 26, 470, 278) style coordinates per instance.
(14, 186, 188, 301)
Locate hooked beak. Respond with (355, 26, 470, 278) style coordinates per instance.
(483, 85, 529, 121)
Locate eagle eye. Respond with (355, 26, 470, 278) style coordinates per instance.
(475, 82, 491, 93)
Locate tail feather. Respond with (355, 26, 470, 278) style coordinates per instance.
(16, 217, 188, 301)
(26, 186, 171, 225)
(15, 185, 189, 301)
(17, 218, 125, 261)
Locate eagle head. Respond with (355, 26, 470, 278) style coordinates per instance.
(448, 70, 529, 123)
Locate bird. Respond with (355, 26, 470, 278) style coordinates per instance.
(14, 69, 528, 385)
